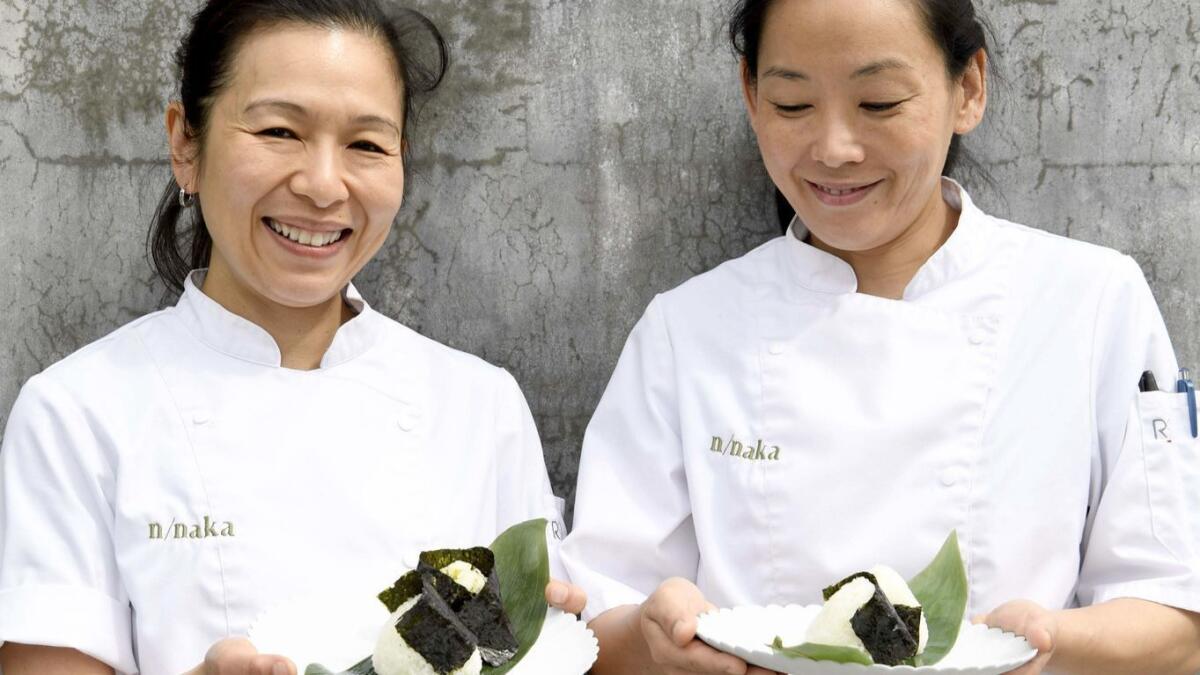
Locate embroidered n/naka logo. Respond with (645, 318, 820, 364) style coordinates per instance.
(710, 434, 781, 461)
(148, 516, 235, 540)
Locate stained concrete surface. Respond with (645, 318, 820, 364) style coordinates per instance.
(0, 0, 1197, 516)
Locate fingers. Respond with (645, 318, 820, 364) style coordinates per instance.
(642, 579, 705, 648)
(250, 657, 296, 675)
(643, 622, 747, 674)
(640, 578, 750, 674)
(545, 579, 588, 615)
(203, 638, 296, 675)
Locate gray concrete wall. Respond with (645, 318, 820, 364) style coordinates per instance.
(0, 0, 1197, 517)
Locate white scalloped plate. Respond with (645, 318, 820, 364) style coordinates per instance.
(696, 605, 1037, 675)
(247, 585, 597, 674)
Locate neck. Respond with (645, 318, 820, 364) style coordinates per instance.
(200, 265, 353, 370)
(811, 186, 958, 300)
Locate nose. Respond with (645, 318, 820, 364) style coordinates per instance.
(810, 111, 865, 169)
(289, 143, 350, 209)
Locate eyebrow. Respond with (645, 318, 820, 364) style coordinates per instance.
(243, 99, 401, 137)
(761, 59, 913, 81)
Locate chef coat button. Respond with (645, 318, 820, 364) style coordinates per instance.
(192, 411, 210, 425)
(968, 329, 988, 346)
(768, 342, 785, 355)
(397, 416, 417, 432)
(940, 468, 965, 487)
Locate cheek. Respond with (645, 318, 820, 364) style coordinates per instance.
(755, 118, 805, 173)
(203, 144, 287, 216)
(355, 166, 405, 236)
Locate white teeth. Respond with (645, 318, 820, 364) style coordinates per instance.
(821, 185, 857, 196)
(266, 219, 343, 248)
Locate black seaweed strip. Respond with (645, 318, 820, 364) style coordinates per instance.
(822, 571, 879, 602)
(459, 592, 519, 666)
(895, 605, 923, 648)
(419, 547, 496, 577)
(849, 584, 919, 666)
(377, 570, 423, 613)
(395, 576, 480, 673)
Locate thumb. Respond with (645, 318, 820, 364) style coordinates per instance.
(205, 637, 259, 668)
(204, 638, 296, 675)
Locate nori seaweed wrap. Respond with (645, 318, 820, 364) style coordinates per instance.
(416, 547, 519, 667)
(375, 547, 520, 673)
(812, 571, 923, 666)
(391, 573, 481, 672)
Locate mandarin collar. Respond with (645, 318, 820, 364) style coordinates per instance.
(782, 179, 990, 299)
(175, 270, 383, 369)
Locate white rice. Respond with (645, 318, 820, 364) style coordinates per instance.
(804, 576, 874, 652)
(372, 597, 483, 675)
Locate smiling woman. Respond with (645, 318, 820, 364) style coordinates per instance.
(563, 1, 1200, 674)
(0, 2, 585, 674)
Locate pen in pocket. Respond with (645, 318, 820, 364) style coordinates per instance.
(1176, 368, 1198, 438)
(1139, 370, 1158, 393)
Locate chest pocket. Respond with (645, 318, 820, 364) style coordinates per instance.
(1137, 391, 1200, 562)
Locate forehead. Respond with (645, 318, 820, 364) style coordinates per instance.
(223, 23, 404, 121)
(759, 0, 942, 76)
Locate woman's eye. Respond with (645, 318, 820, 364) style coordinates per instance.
(257, 127, 297, 139)
(350, 141, 387, 154)
(773, 103, 812, 114)
(861, 101, 903, 112)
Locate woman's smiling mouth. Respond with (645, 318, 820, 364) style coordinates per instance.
(263, 217, 352, 257)
(807, 180, 882, 207)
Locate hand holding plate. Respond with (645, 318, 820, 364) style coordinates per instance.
(973, 600, 1056, 675)
(640, 577, 779, 675)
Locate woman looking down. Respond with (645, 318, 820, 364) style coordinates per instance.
(562, 1, 1200, 674)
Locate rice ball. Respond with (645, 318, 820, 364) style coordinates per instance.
(372, 597, 484, 675)
(804, 576, 874, 652)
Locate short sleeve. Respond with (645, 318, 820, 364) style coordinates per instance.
(0, 373, 136, 673)
(561, 297, 698, 621)
(491, 369, 569, 581)
(1077, 255, 1200, 613)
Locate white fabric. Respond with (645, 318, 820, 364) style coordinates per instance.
(562, 181, 1199, 622)
(0, 272, 566, 675)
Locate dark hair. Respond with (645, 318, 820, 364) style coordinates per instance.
(730, 0, 993, 181)
(149, 0, 449, 293)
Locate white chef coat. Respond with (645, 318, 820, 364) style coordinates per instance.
(562, 180, 1200, 623)
(0, 271, 566, 675)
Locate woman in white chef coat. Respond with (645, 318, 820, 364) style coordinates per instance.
(562, 0, 1200, 673)
(0, 1, 584, 674)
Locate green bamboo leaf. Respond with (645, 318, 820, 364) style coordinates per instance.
(769, 637, 874, 665)
(907, 531, 968, 666)
(484, 518, 550, 674)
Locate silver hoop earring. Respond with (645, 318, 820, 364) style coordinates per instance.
(178, 188, 196, 208)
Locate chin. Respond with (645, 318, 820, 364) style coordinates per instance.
(259, 276, 347, 309)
